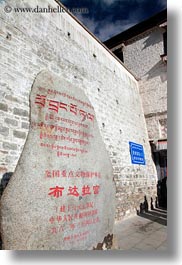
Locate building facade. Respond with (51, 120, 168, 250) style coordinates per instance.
(0, 0, 157, 221)
(104, 10, 167, 190)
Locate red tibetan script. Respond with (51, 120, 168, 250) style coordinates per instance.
(35, 94, 46, 107)
(48, 185, 100, 198)
(35, 94, 94, 123)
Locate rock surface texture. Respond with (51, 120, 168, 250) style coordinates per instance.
(0, 71, 116, 250)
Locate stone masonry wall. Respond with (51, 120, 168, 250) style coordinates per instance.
(0, 0, 157, 221)
(123, 27, 167, 141)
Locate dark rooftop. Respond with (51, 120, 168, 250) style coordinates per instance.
(104, 9, 167, 49)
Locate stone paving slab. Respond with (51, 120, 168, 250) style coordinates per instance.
(114, 209, 167, 251)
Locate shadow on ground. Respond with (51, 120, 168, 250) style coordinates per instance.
(137, 195, 167, 226)
(138, 208, 167, 226)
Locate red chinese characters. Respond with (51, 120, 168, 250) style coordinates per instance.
(48, 185, 100, 198)
(45, 169, 101, 179)
(67, 186, 79, 197)
(48, 186, 64, 198)
(45, 170, 60, 178)
(48, 202, 99, 236)
(82, 185, 91, 196)
(93, 185, 100, 195)
(49, 209, 98, 224)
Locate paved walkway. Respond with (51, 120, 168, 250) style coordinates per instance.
(114, 208, 167, 251)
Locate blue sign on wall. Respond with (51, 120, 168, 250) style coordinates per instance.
(129, 142, 146, 165)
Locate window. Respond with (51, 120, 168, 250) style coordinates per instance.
(113, 49, 124, 63)
(163, 31, 167, 56)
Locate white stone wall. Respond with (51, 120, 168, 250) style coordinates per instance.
(0, 0, 157, 220)
(123, 27, 167, 141)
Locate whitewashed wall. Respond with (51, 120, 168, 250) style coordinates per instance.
(0, 0, 157, 220)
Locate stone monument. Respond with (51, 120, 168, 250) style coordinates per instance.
(0, 71, 116, 250)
